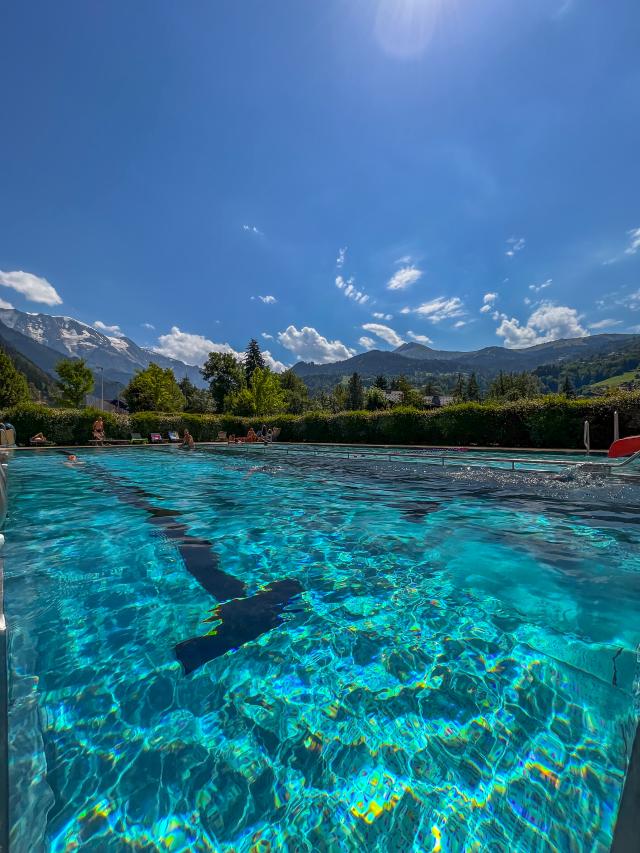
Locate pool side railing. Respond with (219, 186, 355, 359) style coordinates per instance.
(0, 451, 9, 853)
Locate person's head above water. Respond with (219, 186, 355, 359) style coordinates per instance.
(67, 454, 78, 462)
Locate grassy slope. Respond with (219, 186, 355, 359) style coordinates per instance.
(587, 370, 639, 390)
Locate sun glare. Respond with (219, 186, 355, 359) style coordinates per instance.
(374, 0, 448, 58)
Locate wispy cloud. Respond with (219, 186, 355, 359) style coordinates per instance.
(588, 318, 622, 330)
(277, 325, 355, 363)
(408, 331, 433, 345)
(505, 237, 526, 258)
(361, 323, 405, 347)
(0, 297, 14, 309)
(480, 292, 498, 313)
(242, 224, 263, 236)
(154, 326, 241, 365)
(387, 265, 422, 291)
(413, 297, 465, 323)
(0, 269, 63, 306)
(142, 322, 155, 331)
(336, 275, 369, 304)
(529, 278, 552, 293)
(336, 246, 347, 268)
(453, 320, 467, 328)
(495, 302, 586, 349)
(372, 311, 393, 320)
(625, 227, 640, 255)
(261, 332, 274, 340)
(94, 320, 124, 338)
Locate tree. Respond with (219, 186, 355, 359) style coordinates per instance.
(453, 373, 466, 402)
(373, 375, 388, 390)
(0, 347, 30, 407)
(365, 387, 389, 410)
(488, 371, 542, 402)
(279, 369, 310, 414)
(122, 363, 186, 412)
(244, 338, 265, 383)
(346, 372, 365, 410)
(329, 383, 348, 412)
(178, 377, 215, 413)
(560, 374, 575, 398)
(55, 358, 95, 408)
(466, 372, 480, 402)
(227, 367, 285, 416)
(201, 352, 245, 411)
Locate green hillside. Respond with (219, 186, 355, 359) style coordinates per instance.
(0, 342, 58, 402)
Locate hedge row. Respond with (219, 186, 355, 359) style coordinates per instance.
(2, 393, 639, 449)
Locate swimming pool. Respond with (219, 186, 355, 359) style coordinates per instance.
(4, 446, 639, 851)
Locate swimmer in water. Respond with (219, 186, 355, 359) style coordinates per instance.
(64, 454, 84, 466)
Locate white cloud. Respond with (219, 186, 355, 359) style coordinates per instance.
(94, 320, 124, 338)
(263, 350, 287, 373)
(453, 320, 467, 328)
(529, 278, 552, 293)
(0, 269, 63, 305)
(588, 318, 622, 330)
(359, 336, 376, 349)
(154, 326, 241, 365)
(277, 325, 355, 363)
(255, 295, 277, 304)
(0, 297, 14, 309)
(407, 331, 433, 345)
(261, 332, 274, 340)
(400, 307, 411, 315)
(505, 237, 526, 258)
(372, 311, 393, 320)
(142, 322, 155, 330)
(621, 289, 640, 309)
(413, 297, 465, 323)
(480, 292, 498, 313)
(387, 265, 422, 291)
(495, 302, 587, 349)
(242, 224, 263, 236)
(395, 255, 413, 265)
(336, 246, 347, 268)
(336, 275, 369, 304)
(625, 227, 640, 255)
(361, 323, 405, 347)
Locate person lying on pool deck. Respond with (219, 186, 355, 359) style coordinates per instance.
(180, 428, 195, 449)
(31, 432, 48, 445)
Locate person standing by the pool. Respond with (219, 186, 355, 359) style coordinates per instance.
(181, 428, 195, 449)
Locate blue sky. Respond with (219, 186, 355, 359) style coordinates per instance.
(1, 0, 639, 368)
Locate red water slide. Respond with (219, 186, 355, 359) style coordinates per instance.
(608, 436, 640, 458)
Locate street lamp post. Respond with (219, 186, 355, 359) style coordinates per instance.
(97, 367, 104, 411)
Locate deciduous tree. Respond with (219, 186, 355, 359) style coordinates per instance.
(55, 358, 95, 408)
(122, 363, 186, 412)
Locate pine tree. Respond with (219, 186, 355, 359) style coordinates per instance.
(466, 372, 480, 402)
(244, 338, 266, 382)
(560, 374, 575, 398)
(373, 375, 388, 390)
(453, 373, 466, 402)
(346, 372, 365, 410)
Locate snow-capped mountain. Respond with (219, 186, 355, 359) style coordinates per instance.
(0, 308, 206, 389)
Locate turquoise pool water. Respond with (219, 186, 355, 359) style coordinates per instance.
(4, 446, 639, 851)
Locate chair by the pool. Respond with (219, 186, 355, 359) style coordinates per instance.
(217, 431, 227, 442)
(130, 433, 148, 444)
(167, 431, 180, 442)
(149, 433, 163, 443)
(272, 427, 281, 442)
(0, 426, 17, 447)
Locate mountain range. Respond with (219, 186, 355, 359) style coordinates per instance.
(292, 334, 640, 391)
(0, 308, 206, 400)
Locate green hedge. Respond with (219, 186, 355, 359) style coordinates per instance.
(2, 392, 639, 449)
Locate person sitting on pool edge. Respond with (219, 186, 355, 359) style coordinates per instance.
(181, 428, 195, 449)
(92, 416, 105, 444)
(246, 427, 258, 443)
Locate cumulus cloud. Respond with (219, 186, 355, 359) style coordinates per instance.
(408, 331, 433, 345)
(387, 265, 422, 291)
(480, 292, 498, 313)
(359, 336, 376, 349)
(154, 326, 241, 365)
(413, 297, 465, 323)
(529, 278, 552, 293)
(400, 307, 411, 315)
(372, 311, 393, 320)
(505, 237, 526, 258)
(361, 323, 405, 347)
(277, 325, 355, 363)
(0, 269, 63, 305)
(93, 320, 125, 338)
(0, 297, 14, 309)
(588, 318, 622, 330)
(336, 247, 347, 268)
(336, 275, 369, 304)
(625, 227, 640, 255)
(495, 302, 587, 349)
(242, 224, 263, 235)
(263, 351, 287, 373)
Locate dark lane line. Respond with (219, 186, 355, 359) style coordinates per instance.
(71, 458, 302, 673)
